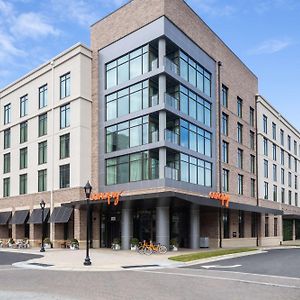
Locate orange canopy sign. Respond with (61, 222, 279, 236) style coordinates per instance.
(209, 192, 230, 208)
(90, 192, 122, 206)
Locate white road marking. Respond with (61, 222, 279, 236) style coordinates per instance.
(202, 264, 242, 269)
(137, 270, 300, 289)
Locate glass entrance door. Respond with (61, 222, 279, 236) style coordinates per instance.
(100, 210, 121, 248)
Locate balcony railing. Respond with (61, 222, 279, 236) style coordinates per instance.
(165, 93, 179, 110)
(165, 57, 179, 75)
(150, 94, 159, 106)
(150, 130, 159, 143)
(165, 129, 179, 145)
(165, 166, 179, 181)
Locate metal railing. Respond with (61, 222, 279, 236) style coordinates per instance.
(165, 57, 179, 74)
(165, 166, 179, 181)
(165, 129, 180, 145)
(150, 95, 159, 106)
(150, 130, 159, 143)
(165, 93, 179, 110)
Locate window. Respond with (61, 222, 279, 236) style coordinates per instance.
(222, 85, 228, 107)
(281, 188, 285, 204)
(251, 212, 257, 238)
(237, 97, 243, 118)
(222, 141, 228, 163)
(281, 168, 285, 185)
(250, 155, 255, 174)
(288, 190, 292, 205)
(272, 143, 277, 161)
(288, 172, 292, 187)
(20, 121, 28, 143)
(4, 103, 11, 125)
(39, 84, 48, 108)
(294, 141, 298, 156)
(38, 113, 47, 137)
(251, 178, 256, 197)
(20, 147, 27, 169)
(250, 107, 254, 127)
(263, 138, 268, 156)
(238, 174, 243, 195)
(60, 133, 70, 159)
(60, 104, 70, 129)
(237, 123, 243, 144)
(272, 122, 276, 140)
(59, 164, 70, 188)
(264, 182, 269, 199)
(288, 154, 291, 169)
(19, 174, 27, 195)
(280, 129, 284, 146)
(4, 129, 10, 149)
(263, 115, 268, 134)
(3, 177, 10, 197)
(296, 193, 298, 207)
(238, 211, 245, 238)
(265, 215, 269, 237)
(38, 141, 47, 164)
(281, 149, 284, 165)
(273, 164, 277, 181)
(60, 73, 70, 99)
(264, 159, 268, 178)
(295, 158, 298, 173)
(223, 209, 230, 238)
(250, 131, 255, 150)
(295, 175, 298, 190)
(237, 148, 243, 169)
(222, 169, 229, 192)
(38, 169, 47, 192)
(20, 95, 28, 117)
(273, 185, 277, 202)
(274, 218, 278, 237)
(288, 135, 291, 151)
(3, 153, 10, 173)
(222, 113, 228, 136)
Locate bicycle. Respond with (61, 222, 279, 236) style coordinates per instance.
(137, 240, 167, 255)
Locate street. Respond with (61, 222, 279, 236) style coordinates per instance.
(0, 249, 299, 300)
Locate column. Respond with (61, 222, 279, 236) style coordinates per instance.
(74, 208, 86, 248)
(293, 219, 296, 241)
(190, 204, 200, 249)
(121, 206, 133, 250)
(158, 38, 166, 69)
(156, 206, 169, 249)
(92, 209, 100, 248)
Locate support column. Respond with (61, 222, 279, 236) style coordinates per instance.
(121, 207, 133, 250)
(293, 219, 296, 241)
(156, 206, 169, 248)
(158, 38, 166, 69)
(190, 204, 200, 249)
(74, 208, 86, 249)
(92, 209, 100, 248)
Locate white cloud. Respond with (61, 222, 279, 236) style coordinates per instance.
(249, 39, 292, 55)
(0, 31, 25, 59)
(0, 0, 13, 16)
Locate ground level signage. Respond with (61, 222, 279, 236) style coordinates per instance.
(209, 192, 230, 208)
(90, 192, 122, 206)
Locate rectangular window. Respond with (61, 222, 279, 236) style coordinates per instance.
(264, 182, 269, 199)
(238, 174, 244, 195)
(272, 122, 276, 140)
(237, 97, 243, 118)
(222, 141, 229, 163)
(251, 178, 256, 198)
(281, 149, 284, 165)
(223, 209, 230, 239)
(251, 212, 257, 238)
(39, 84, 48, 108)
(4, 103, 11, 125)
(19, 174, 27, 195)
(294, 141, 298, 156)
(38, 113, 47, 137)
(59, 164, 70, 188)
(295, 193, 298, 207)
(273, 185, 277, 202)
(38, 141, 47, 165)
(295, 175, 298, 190)
(3, 177, 10, 197)
(295, 158, 298, 173)
(20, 121, 28, 143)
(3, 153, 10, 174)
(250, 155, 255, 174)
(60, 73, 70, 99)
(237, 148, 243, 169)
(280, 129, 284, 146)
(250, 107, 254, 127)
(281, 188, 285, 204)
(250, 131, 255, 150)
(263, 138, 268, 156)
(288, 154, 291, 169)
(222, 169, 229, 192)
(273, 164, 277, 181)
(288, 172, 292, 187)
(239, 211, 245, 238)
(222, 85, 228, 108)
(263, 115, 268, 134)
(274, 218, 278, 237)
(288, 135, 291, 151)
(264, 159, 268, 178)
(4, 129, 10, 149)
(38, 169, 47, 192)
(265, 215, 269, 237)
(60, 133, 70, 159)
(222, 113, 228, 136)
(60, 104, 70, 129)
(237, 122, 243, 144)
(20, 95, 28, 117)
(288, 190, 292, 205)
(20, 147, 27, 169)
(272, 143, 277, 161)
(281, 168, 285, 185)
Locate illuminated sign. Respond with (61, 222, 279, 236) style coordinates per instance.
(209, 192, 230, 208)
(90, 192, 122, 206)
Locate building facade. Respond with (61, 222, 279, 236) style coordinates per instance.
(0, 0, 298, 250)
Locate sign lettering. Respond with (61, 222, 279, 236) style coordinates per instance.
(209, 192, 230, 208)
(90, 192, 122, 206)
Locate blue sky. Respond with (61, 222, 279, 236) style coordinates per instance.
(0, 0, 299, 130)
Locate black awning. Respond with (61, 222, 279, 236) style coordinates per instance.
(0, 211, 12, 225)
(10, 210, 29, 225)
(49, 207, 73, 223)
(28, 208, 50, 224)
(283, 214, 300, 220)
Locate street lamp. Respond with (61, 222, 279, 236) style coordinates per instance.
(40, 200, 46, 252)
(83, 181, 92, 266)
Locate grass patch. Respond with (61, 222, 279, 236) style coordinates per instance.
(169, 248, 257, 262)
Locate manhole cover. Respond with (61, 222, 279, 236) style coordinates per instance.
(29, 263, 54, 267)
(122, 264, 159, 269)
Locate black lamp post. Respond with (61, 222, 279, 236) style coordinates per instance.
(83, 181, 92, 266)
(40, 200, 46, 252)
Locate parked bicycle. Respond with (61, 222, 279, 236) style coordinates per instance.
(137, 240, 167, 255)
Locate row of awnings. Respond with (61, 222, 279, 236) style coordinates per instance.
(0, 207, 73, 226)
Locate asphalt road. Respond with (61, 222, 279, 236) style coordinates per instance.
(0, 249, 299, 300)
(0, 251, 42, 265)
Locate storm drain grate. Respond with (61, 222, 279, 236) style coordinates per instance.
(122, 264, 159, 269)
(29, 263, 54, 267)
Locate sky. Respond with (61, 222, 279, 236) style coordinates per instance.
(0, 0, 299, 130)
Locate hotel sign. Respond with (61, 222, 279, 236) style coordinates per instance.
(209, 192, 230, 208)
(90, 192, 122, 206)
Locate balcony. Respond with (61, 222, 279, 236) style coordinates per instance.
(165, 129, 179, 145)
(165, 57, 179, 75)
(165, 93, 179, 110)
(165, 166, 179, 181)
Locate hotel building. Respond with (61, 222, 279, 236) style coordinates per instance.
(0, 0, 298, 249)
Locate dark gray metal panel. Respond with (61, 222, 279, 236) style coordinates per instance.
(0, 211, 12, 225)
(28, 208, 50, 224)
(10, 210, 29, 225)
(49, 207, 73, 223)
(283, 214, 300, 220)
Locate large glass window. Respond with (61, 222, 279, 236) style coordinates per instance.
(20, 147, 27, 169)
(20, 121, 28, 143)
(106, 45, 157, 89)
(3, 177, 10, 197)
(106, 151, 158, 185)
(60, 133, 70, 159)
(19, 174, 27, 195)
(60, 104, 70, 129)
(106, 80, 158, 120)
(3, 153, 10, 174)
(4, 103, 11, 125)
(39, 84, 48, 108)
(38, 141, 47, 165)
(4, 128, 10, 149)
(38, 113, 47, 137)
(38, 169, 47, 192)
(20, 95, 28, 117)
(60, 73, 70, 99)
(60, 164, 70, 188)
